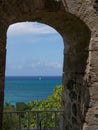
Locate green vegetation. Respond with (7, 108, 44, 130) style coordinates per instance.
(3, 85, 62, 130)
(28, 85, 62, 111)
(3, 102, 18, 130)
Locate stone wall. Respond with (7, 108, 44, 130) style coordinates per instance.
(0, 0, 98, 130)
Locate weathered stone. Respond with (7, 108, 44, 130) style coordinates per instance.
(72, 103, 77, 117)
(67, 80, 76, 90)
(0, 0, 98, 130)
(66, 123, 72, 130)
(69, 90, 77, 101)
(93, 0, 98, 11)
(72, 116, 77, 124)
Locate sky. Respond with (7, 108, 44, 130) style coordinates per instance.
(5, 22, 64, 76)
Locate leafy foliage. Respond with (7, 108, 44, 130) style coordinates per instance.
(3, 85, 62, 130)
(27, 85, 62, 111)
(3, 102, 18, 130)
(25, 85, 62, 129)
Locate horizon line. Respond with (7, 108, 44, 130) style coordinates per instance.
(5, 75, 62, 77)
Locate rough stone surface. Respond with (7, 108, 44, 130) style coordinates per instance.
(0, 0, 98, 130)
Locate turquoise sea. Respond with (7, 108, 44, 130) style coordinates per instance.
(4, 76, 62, 105)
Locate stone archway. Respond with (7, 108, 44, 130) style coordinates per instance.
(0, 0, 98, 130)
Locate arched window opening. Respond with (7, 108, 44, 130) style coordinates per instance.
(4, 22, 64, 109)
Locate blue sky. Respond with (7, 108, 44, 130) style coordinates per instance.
(6, 22, 64, 76)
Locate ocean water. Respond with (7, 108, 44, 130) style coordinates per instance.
(4, 76, 62, 105)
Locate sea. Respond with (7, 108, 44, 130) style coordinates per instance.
(4, 76, 62, 106)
